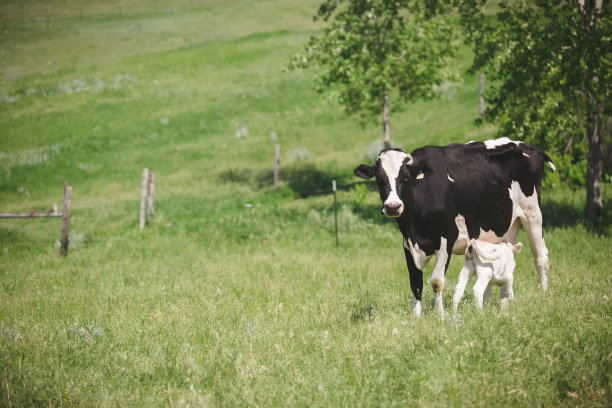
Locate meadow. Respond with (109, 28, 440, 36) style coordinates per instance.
(1, 1, 611, 406)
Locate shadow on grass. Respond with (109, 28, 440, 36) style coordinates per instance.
(218, 163, 355, 198)
(349, 291, 379, 323)
(219, 166, 611, 234)
(541, 200, 584, 229)
(541, 191, 611, 234)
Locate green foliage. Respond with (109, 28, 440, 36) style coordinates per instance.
(349, 182, 369, 204)
(544, 152, 588, 189)
(292, 0, 459, 124)
(459, 0, 612, 186)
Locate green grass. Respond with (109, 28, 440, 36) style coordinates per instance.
(1, 1, 611, 406)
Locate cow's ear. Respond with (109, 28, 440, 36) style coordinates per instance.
(354, 164, 375, 179)
(405, 154, 414, 166)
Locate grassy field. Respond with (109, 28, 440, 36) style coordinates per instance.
(1, 1, 611, 406)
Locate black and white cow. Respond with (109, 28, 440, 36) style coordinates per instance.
(354, 137, 555, 315)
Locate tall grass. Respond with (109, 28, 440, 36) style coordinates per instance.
(1, 1, 611, 407)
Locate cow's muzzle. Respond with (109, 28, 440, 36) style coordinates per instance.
(382, 202, 403, 218)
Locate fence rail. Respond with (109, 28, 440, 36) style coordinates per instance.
(0, 183, 72, 256)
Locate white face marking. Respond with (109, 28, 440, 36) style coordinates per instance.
(386, 190, 401, 206)
(484, 137, 522, 149)
(379, 150, 408, 211)
(403, 237, 432, 271)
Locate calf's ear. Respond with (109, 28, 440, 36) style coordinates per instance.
(510, 242, 523, 253)
(354, 164, 375, 179)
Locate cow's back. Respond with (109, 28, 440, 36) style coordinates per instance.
(409, 141, 549, 248)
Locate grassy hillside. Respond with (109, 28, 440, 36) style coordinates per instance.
(1, 1, 611, 407)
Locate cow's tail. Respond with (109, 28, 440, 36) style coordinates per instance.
(542, 151, 556, 171)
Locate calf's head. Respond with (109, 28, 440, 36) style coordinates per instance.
(467, 239, 523, 262)
(354, 149, 414, 218)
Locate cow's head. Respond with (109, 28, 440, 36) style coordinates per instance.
(354, 149, 414, 218)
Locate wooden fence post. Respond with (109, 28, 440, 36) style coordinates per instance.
(274, 144, 280, 190)
(147, 172, 155, 219)
(140, 168, 149, 229)
(60, 181, 72, 256)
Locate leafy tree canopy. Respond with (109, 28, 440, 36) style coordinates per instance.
(291, 0, 458, 146)
(459, 0, 612, 188)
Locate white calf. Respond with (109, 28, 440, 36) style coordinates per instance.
(453, 239, 523, 312)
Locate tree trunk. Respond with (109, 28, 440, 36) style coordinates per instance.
(585, 106, 602, 224)
(579, 0, 604, 225)
(382, 85, 391, 149)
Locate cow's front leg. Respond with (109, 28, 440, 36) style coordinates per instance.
(403, 239, 428, 317)
(430, 237, 451, 315)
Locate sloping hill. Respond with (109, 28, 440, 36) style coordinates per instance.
(1, 1, 610, 407)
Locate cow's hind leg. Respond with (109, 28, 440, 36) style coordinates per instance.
(520, 202, 549, 290)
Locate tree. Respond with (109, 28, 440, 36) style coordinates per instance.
(291, 0, 457, 149)
(459, 0, 611, 224)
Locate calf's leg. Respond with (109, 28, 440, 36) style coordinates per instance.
(472, 263, 493, 309)
(453, 261, 475, 312)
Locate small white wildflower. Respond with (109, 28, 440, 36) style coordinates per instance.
(235, 125, 248, 139)
(2, 94, 20, 103)
(290, 147, 313, 161)
(159, 117, 169, 125)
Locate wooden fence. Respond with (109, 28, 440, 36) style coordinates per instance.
(0, 181, 72, 256)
